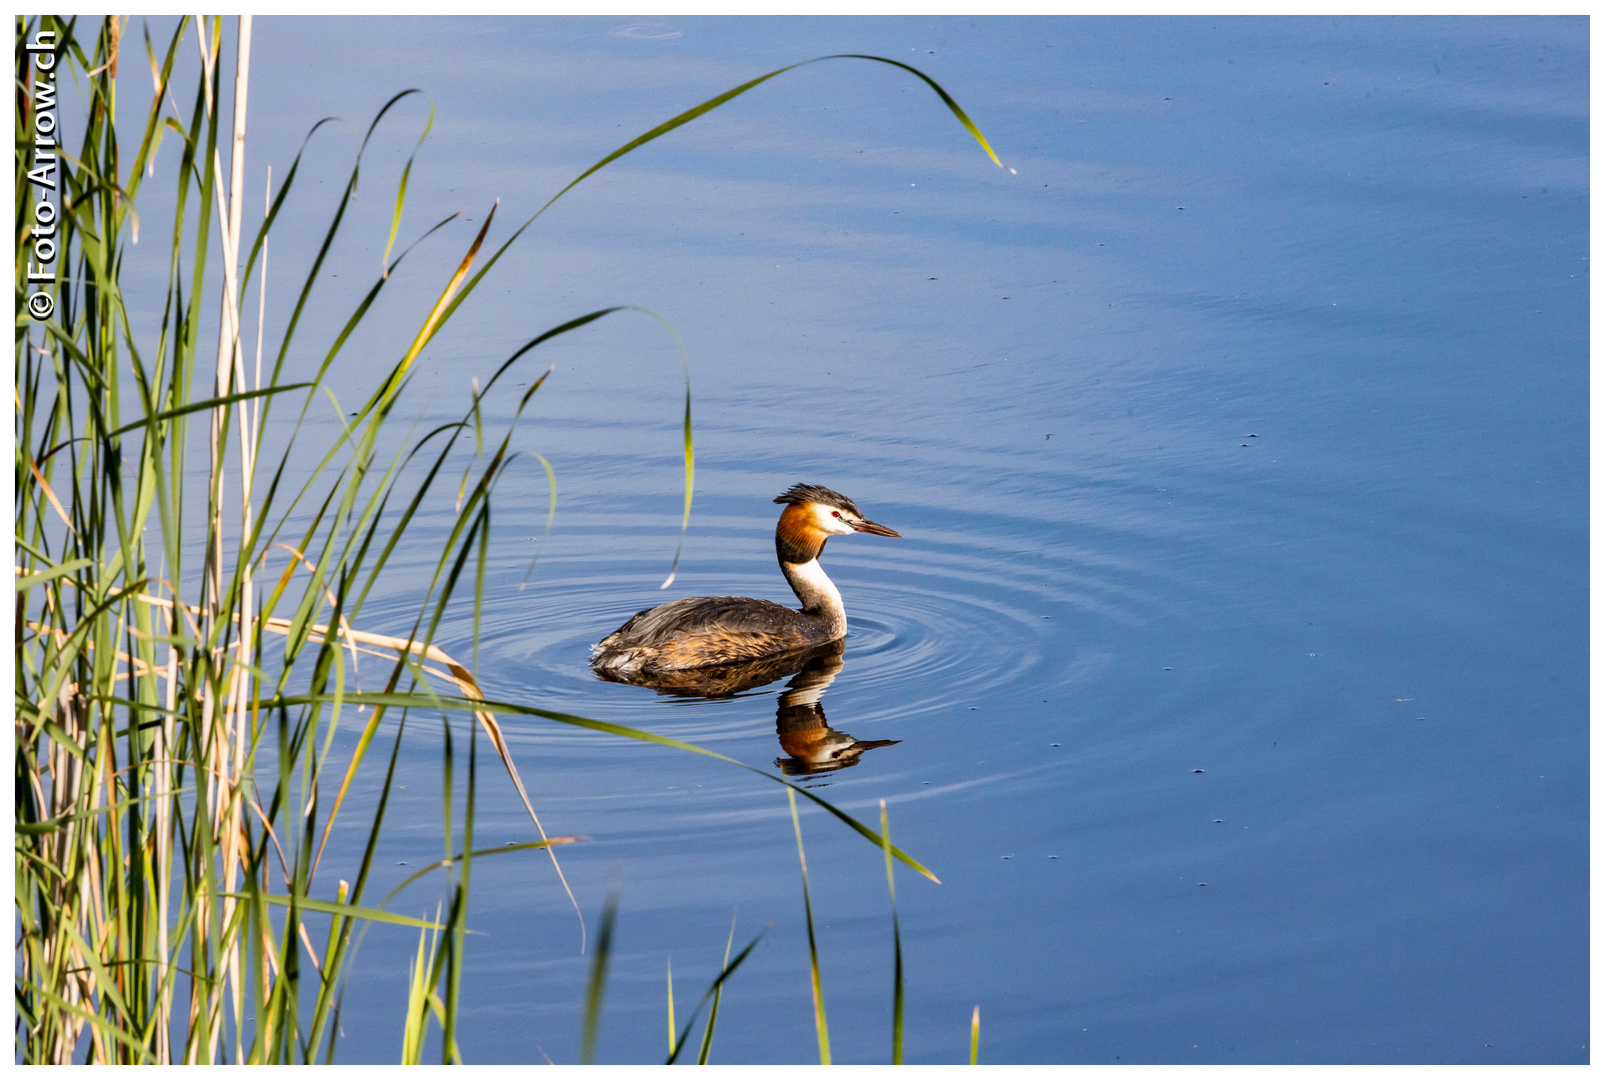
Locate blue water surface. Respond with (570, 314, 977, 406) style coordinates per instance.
(111, 15, 1587, 1064)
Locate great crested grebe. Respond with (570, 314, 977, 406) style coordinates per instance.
(590, 483, 900, 677)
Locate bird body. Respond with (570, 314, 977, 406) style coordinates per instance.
(591, 484, 899, 678)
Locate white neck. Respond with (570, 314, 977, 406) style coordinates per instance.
(780, 558, 846, 635)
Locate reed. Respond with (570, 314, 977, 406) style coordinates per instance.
(696, 915, 738, 1064)
(579, 884, 618, 1065)
(663, 918, 766, 1065)
(789, 787, 832, 1065)
(882, 799, 905, 1064)
(14, 14, 999, 1063)
(666, 957, 677, 1057)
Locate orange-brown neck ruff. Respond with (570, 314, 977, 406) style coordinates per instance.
(775, 503, 828, 565)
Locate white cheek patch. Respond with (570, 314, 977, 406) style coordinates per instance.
(813, 506, 857, 535)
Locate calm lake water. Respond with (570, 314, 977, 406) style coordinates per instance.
(114, 15, 1586, 1064)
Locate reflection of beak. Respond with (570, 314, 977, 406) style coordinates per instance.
(776, 731, 902, 774)
(850, 518, 901, 537)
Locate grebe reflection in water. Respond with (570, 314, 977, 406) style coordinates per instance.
(590, 484, 899, 678)
(770, 642, 899, 776)
(593, 639, 899, 776)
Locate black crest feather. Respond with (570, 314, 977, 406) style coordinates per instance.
(773, 483, 862, 516)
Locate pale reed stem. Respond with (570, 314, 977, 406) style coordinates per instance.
(187, 20, 218, 1057)
(154, 609, 178, 1064)
(207, 15, 253, 1062)
(190, 12, 254, 1061)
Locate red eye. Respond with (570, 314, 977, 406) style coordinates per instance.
(832, 511, 841, 518)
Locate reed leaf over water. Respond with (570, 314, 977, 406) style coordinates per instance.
(790, 787, 831, 1065)
(663, 921, 767, 1065)
(882, 799, 905, 1065)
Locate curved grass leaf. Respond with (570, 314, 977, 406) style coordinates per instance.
(664, 925, 768, 1065)
(697, 914, 738, 1064)
(224, 892, 449, 931)
(580, 885, 619, 1065)
(273, 690, 940, 884)
(882, 800, 905, 1064)
(791, 788, 831, 1065)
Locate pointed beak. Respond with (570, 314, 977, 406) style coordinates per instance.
(850, 518, 901, 537)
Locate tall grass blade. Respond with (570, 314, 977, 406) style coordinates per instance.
(523, 53, 1001, 240)
(378, 837, 583, 906)
(696, 913, 738, 1064)
(881, 800, 904, 1065)
(664, 926, 768, 1065)
(970, 1005, 981, 1065)
(383, 100, 435, 274)
(580, 885, 620, 1064)
(440, 719, 476, 1065)
(282, 690, 940, 884)
(400, 907, 442, 1064)
(223, 893, 448, 929)
(394, 199, 498, 386)
(789, 788, 831, 1065)
(666, 958, 677, 1059)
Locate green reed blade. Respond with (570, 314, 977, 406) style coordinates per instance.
(664, 926, 768, 1065)
(437, 51, 1002, 339)
(221, 892, 447, 930)
(400, 916, 437, 1065)
(98, 382, 312, 442)
(383, 98, 434, 273)
(277, 690, 941, 883)
(789, 788, 831, 1064)
(581, 885, 620, 1065)
(697, 913, 738, 1064)
(442, 721, 478, 1064)
(378, 838, 583, 909)
(24, 982, 159, 1064)
(666, 957, 677, 1058)
(16, 787, 195, 835)
(882, 800, 904, 1065)
(13, 556, 94, 590)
